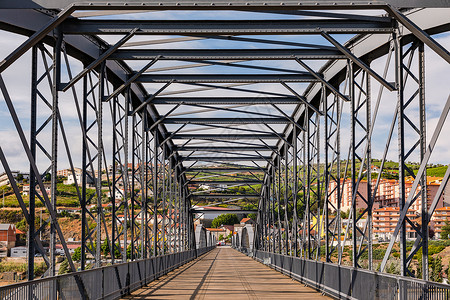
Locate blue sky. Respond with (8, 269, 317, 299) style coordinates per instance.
(0, 8, 449, 173)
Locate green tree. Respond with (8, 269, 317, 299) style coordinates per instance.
(72, 247, 81, 262)
(101, 239, 109, 255)
(430, 256, 443, 282)
(441, 221, 450, 239)
(211, 214, 239, 228)
(58, 259, 71, 275)
(247, 213, 257, 221)
(218, 234, 224, 241)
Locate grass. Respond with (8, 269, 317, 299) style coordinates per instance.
(420, 166, 448, 177)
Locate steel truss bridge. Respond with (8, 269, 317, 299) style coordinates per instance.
(0, 1, 449, 299)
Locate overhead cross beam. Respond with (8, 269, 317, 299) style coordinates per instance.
(172, 133, 281, 140)
(3, 0, 450, 10)
(181, 156, 271, 161)
(188, 180, 262, 184)
(177, 146, 276, 151)
(189, 194, 260, 199)
(134, 74, 318, 83)
(108, 49, 345, 60)
(163, 117, 291, 124)
(152, 97, 301, 105)
(61, 19, 394, 35)
(186, 167, 266, 172)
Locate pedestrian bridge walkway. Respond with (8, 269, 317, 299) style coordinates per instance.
(123, 247, 329, 299)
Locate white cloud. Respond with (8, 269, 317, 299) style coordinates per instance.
(0, 12, 449, 174)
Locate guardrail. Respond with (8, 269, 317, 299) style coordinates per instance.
(0, 246, 215, 300)
(238, 248, 450, 300)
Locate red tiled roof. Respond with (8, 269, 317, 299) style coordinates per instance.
(202, 206, 232, 210)
(222, 225, 234, 231)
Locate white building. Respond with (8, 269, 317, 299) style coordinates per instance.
(64, 173, 94, 186)
(10, 246, 27, 257)
(0, 171, 29, 187)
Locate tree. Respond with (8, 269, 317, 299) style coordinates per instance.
(218, 234, 224, 241)
(247, 213, 257, 221)
(72, 247, 81, 262)
(211, 214, 238, 228)
(340, 209, 350, 219)
(58, 259, 71, 275)
(441, 221, 450, 239)
(430, 256, 443, 282)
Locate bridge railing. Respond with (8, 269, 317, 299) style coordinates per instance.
(0, 246, 215, 300)
(242, 249, 450, 300)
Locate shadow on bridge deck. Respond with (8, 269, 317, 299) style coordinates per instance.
(123, 246, 329, 299)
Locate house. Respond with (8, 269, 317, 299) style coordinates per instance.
(0, 171, 29, 187)
(221, 225, 234, 236)
(0, 224, 16, 249)
(64, 172, 94, 186)
(373, 207, 417, 240)
(431, 206, 450, 239)
(57, 168, 82, 177)
(10, 246, 27, 257)
(240, 218, 255, 225)
(206, 227, 227, 241)
(56, 207, 81, 215)
(55, 244, 80, 255)
(22, 183, 51, 196)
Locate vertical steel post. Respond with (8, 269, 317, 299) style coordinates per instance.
(161, 143, 166, 255)
(349, 60, 357, 268)
(293, 124, 298, 257)
(284, 144, 290, 254)
(366, 71, 373, 270)
(153, 132, 159, 256)
(324, 86, 330, 262)
(336, 95, 342, 264)
(111, 96, 117, 264)
(81, 71, 88, 270)
(306, 110, 312, 259)
(140, 114, 146, 259)
(96, 62, 105, 268)
(28, 45, 38, 281)
(315, 113, 321, 261)
(123, 92, 129, 262)
(50, 30, 62, 278)
(395, 32, 408, 277)
(131, 114, 136, 260)
(276, 158, 282, 253)
(418, 41, 428, 280)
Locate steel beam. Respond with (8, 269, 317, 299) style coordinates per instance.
(188, 180, 262, 184)
(189, 194, 260, 199)
(61, 28, 138, 91)
(172, 133, 281, 140)
(152, 97, 300, 105)
(387, 6, 450, 64)
(3, 0, 450, 10)
(134, 74, 317, 83)
(163, 117, 290, 124)
(108, 49, 345, 60)
(185, 167, 266, 172)
(178, 146, 275, 152)
(181, 156, 271, 161)
(192, 209, 258, 214)
(321, 31, 396, 91)
(61, 19, 393, 35)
